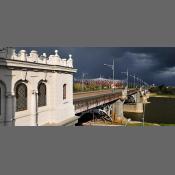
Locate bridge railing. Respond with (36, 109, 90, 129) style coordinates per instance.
(127, 89, 139, 95)
(73, 91, 122, 114)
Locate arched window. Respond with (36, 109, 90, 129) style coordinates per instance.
(63, 84, 66, 100)
(38, 83, 46, 107)
(16, 83, 27, 112)
(0, 81, 6, 119)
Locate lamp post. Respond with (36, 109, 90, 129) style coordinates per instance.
(81, 72, 88, 91)
(137, 78, 141, 88)
(121, 69, 129, 89)
(104, 59, 115, 92)
(143, 102, 145, 127)
(136, 77, 141, 88)
(129, 74, 136, 88)
(140, 79, 143, 87)
(140, 79, 143, 88)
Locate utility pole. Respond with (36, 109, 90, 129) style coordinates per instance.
(143, 102, 145, 127)
(130, 74, 136, 88)
(140, 79, 143, 88)
(99, 74, 103, 90)
(127, 69, 129, 89)
(142, 80, 144, 87)
(121, 69, 129, 89)
(133, 74, 136, 88)
(81, 73, 87, 91)
(136, 77, 140, 88)
(139, 78, 142, 88)
(104, 59, 115, 92)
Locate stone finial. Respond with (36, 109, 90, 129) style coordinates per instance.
(55, 50, 58, 56)
(31, 50, 38, 54)
(30, 50, 38, 58)
(69, 54, 72, 59)
(1, 47, 16, 59)
(20, 50, 26, 54)
(12, 49, 16, 55)
(67, 54, 73, 67)
(10, 49, 17, 59)
(19, 50, 27, 61)
(43, 53, 47, 57)
(29, 50, 38, 63)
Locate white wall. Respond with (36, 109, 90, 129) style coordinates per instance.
(0, 48, 77, 126)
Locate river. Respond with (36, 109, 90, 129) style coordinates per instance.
(125, 96, 175, 124)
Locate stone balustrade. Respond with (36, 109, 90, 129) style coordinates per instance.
(0, 48, 73, 68)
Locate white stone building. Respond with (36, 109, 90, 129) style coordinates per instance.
(0, 48, 77, 126)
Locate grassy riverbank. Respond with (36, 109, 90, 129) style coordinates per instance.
(149, 93, 175, 98)
(127, 122, 159, 126)
(127, 122, 175, 126)
(82, 121, 175, 126)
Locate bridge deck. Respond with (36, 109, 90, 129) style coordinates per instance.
(73, 89, 138, 114)
(73, 89, 124, 114)
(74, 89, 121, 100)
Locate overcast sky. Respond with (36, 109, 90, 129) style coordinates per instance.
(16, 47, 175, 86)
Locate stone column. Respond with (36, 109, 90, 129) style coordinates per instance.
(135, 92, 144, 113)
(135, 103, 143, 113)
(112, 99, 124, 122)
(31, 90, 38, 126)
(136, 91, 141, 103)
(122, 88, 128, 99)
(5, 92, 15, 126)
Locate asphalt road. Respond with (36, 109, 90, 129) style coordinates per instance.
(73, 89, 123, 100)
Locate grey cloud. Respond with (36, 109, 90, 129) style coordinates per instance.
(16, 47, 175, 86)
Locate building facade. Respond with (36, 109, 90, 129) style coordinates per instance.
(0, 48, 77, 126)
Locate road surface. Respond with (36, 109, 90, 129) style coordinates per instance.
(73, 89, 123, 100)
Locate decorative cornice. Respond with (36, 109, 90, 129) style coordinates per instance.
(0, 57, 77, 73)
(0, 48, 74, 68)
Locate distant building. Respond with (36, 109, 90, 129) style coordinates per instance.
(74, 77, 124, 88)
(0, 48, 77, 126)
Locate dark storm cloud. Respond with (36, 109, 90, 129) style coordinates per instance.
(16, 47, 175, 86)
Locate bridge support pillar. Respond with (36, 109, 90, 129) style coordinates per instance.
(122, 87, 128, 99)
(124, 91, 144, 113)
(135, 103, 143, 113)
(136, 91, 144, 113)
(136, 91, 142, 103)
(112, 99, 124, 123)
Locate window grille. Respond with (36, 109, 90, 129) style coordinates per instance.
(63, 84, 66, 100)
(38, 83, 46, 107)
(16, 83, 27, 112)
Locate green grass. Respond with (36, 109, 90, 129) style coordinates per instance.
(84, 121, 175, 126)
(127, 122, 175, 126)
(127, 122, 159, 126)
(159, 123, 175, 126)
(149, 93, 175, 98)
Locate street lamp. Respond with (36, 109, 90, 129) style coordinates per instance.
(81, 72, 88, 91)
(140, 79, 143, 88)
(143, 103, 145, 127)
(129, 74, 136, 88)
(104, 59, 115, 92)
(136, 77, 141, 88)
(121, 69, 129, 89)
